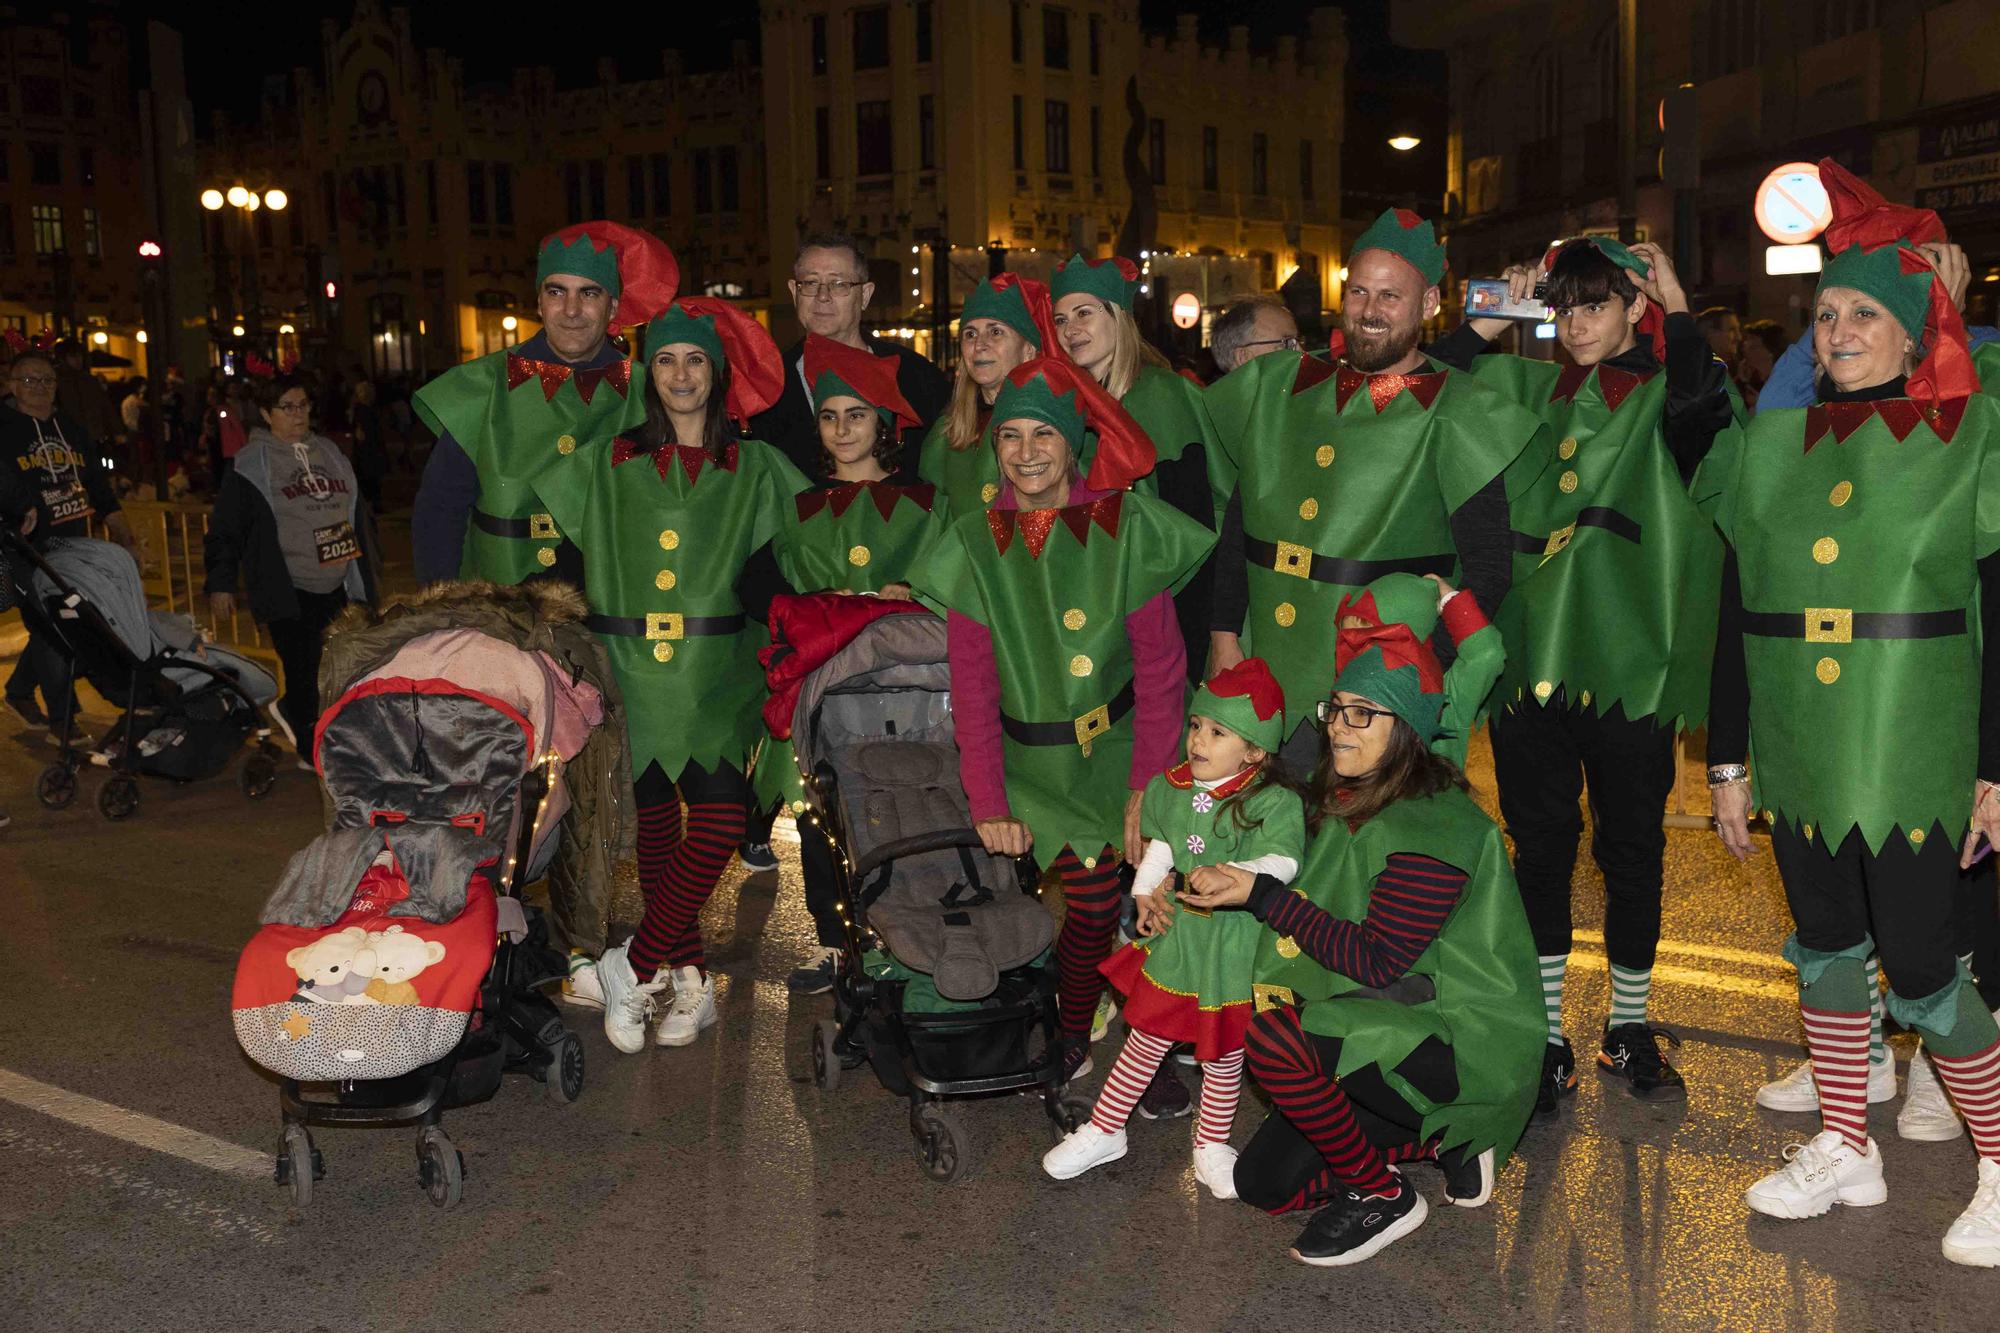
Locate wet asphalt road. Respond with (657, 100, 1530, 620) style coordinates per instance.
(2, 718, 1997, 1333)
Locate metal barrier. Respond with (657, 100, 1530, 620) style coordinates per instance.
(1663, 728, 1714, 829)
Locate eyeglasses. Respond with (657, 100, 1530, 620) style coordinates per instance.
(11, 375, 56, 389)
(272, 399, 311, 414)
(1238, 336, 1301, 352)
(1315, 700, 1397, 729)
(793, 278, 864, 299)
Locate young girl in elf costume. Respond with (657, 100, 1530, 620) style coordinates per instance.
(760, 334, 947, 993)
(1044, 657, 1305, 1199)
(532, 296, 807, 1056)
(918, 274, 1056, 522)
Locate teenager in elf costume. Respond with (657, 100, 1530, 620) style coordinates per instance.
(918, 274, 1054, 523)
(1205, 209, 1545, 772)
(759, 334, 947, 994)
(1045, 658, 1305, 1196)
(1427, 236, 1739, 1115)
(1209, 614, 1542, 1267)
(911, 358, 1215, 1080)
(1694, 158, 2000, 1265)
(1052, 253, 1225, 682)
(412, 221, 678, 585)
(531, 296, 805, 1057)
(1333, 572, 1501, 773)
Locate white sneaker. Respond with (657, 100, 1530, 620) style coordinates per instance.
(1091, 993, 1119, 1044)
(1744, 1130, 1888, 1219)
(561, 954, 605, 1010)
(1192, 1142, 1239, 1200)
(655, 966, 718, 1047)
(1756, 1055, 1898, 1112)
(597, 943, 667, 1055)
(1898, 1049, 1965, 1141)
(1943, 1158, 2000, 1267)
(1043, 1124, 1127, 1180)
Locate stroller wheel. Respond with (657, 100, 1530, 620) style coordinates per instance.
(810, 1018, 842, 1092)
(239, 753, 278, 800)
(96, 775, 139, 821)
(417, 1127, 464, 1208)
(1051, 1093, 1094, 1140)
(544, 1032, 585, 1104)
(912, 1102, 973, 1185)
(35, 762, 77, 809)
(277, 1124, 322, 1208)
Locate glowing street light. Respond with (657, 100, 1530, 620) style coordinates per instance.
(263, 189, 288, 211)
(92, 331, 109, 346)
(201, 189, 225, 211)
(244, 192, 261, 211)
(137, 331, 148, 344)
(231, 323, 246, 337)
(226, 185, 250, 208)
(278, 323, 296, 335)
(501, 315, 519, 332)
(1388, 135, 1422, 152)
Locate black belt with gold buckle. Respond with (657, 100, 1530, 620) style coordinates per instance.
(1000, 682, 1136, 750)
(1739, 609, 1964, 643)
(1243, 534, 1453, 586)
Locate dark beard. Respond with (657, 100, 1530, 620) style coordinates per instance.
(1343, 324, 1419, 373)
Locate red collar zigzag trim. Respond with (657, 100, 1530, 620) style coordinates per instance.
(986, 492, 1124, 559)
(1802, 397, 1969, 452)
(611, 437, 739, 483)
(505, 354, 632, 405)
(796, 479, 937, 523)
(1301, 362, 1449, 413)
(1550, 363, 1652, 412)
(1162, 760, 1261, 799)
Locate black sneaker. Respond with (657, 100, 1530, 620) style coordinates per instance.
(1535, 1038, 1579, 1120)
(1289, 1180, 1429, 1267)
(6, 694, 47, 729)
(1136, 1063, 1193, 1120)
(1598, 1022, 1687, 1102)
(737, 840, 779, 873)
(1436, 1143, 1494, 1208)
(787, 946, 839, 994)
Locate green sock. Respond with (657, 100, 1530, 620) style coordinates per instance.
(1538, 954, 1568, 1042)
(1608, 963, 1652, 1028)
(1868, 954, 1890, 1068)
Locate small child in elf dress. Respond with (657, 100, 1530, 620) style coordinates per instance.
(1043, 658, 1305, 1199)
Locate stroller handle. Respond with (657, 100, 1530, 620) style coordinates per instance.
(850, 828, 1011, 881)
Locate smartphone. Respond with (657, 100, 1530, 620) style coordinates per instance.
(1466, 277, 1550, 322)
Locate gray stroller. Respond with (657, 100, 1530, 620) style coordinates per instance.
(789, 611, 1089, 1183)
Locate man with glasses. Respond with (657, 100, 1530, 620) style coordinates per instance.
(751, 233, 949, 481)
(1209, 296, 1302, 374)
(1, 350, 140, 738)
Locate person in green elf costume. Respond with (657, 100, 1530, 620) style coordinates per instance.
(1696, 159, 2000, 1265)
(761, 333, 948, 994)
(1052, 252, 1226, 682)
(1205, 208, 1547, 774)
(918, 274, 1054, 522)
(1045, 656, 1304, 1198)
(530, 294, 807, 1059)
(1192, 608, 1541, 1267)
(1332, 571, 1502, 773)
(412, 221, 679, 585)
(911, 357, 1215, 1081)
(1427, 235, 1740, 1118)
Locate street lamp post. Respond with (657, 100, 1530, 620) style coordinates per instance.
(201, 185, 288, 367)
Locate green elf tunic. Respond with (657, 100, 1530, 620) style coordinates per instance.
(533, 436, 810, 780)
(754, 479, 947, 810)
(1693, 377, 2000, 854)
(1252, 788, 1544, 1161)
(913, 488, 1215, 861)
(918, 414, 1002, 523)
(1470, 356, 1735, 729)
(414, 341, 645, 584)
(1101, 764, 1306, 1060)
(1206, 352, 1544, 722)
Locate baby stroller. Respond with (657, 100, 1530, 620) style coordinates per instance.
(778, 602, 1089, 1183)
(2, 530, 283, 820)
(231, 625, 604, 1208)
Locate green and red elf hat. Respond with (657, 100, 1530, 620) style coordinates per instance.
(990, 356, 1157, 491)
(537, 221, 680, 326)
(962, 273, 1061, 353)
(1814, 157, 1979, 409)
(805, 333, 921, 430)
(1349, 207, 1449, 289)
(1328, 592, 1449, 744)
(1334, 573, 1439, 650)
(641, 297, 784, 423)
(1543, 236, 1665, 360)
(1190, 657, 1287, 753)
(1051, 253, 1141, 310)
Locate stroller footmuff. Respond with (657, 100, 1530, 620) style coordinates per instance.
(769, 599, 1089, 1183)
(232, 626, 604, 1208)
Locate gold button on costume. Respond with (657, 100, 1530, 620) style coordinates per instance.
(1816, 656, 1841, 684)
(653, 642, 675, 663)
(1534, 679, 1554, 702)
(1069, 654, 1094, 677)
(1830, 480, 1853, 507)
(1299, 498, 1319, 520)
(1559, 436, 1578, 460)
(658, 528, 680, 551)
(556, 433, 576, 455)
(1558, 470, 1579, 494)
(536, 547, 556, 567)
(655, 569, 677, 590)
(1315, 445, 1335, 467)
(1274, 601, 1297, 627)
(981, 483, 999, 504)
(1813, 537, 1839, 565)
(1063, 608, 1087, 631)
(848, 545, 871, 567)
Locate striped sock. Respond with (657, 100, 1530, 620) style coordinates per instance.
(1090, 1028, 1174, 1134)
(1196, 1050, 1245, 1146)
(1930, 1036, 2000, 1164)
(629, 799, 746, 977)
(1054, 848, 1123, 1040)
(1867, 956, 1890, 1068)
(1802, 1004, 1873, 1151)
(1608, 963, 1652, 1028)
(1538, 954, 1568, 1042)
(1243, 1007, 1400, 1197)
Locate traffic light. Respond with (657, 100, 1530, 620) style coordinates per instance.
(1659, 84, 1699, 190)
(323, 280, 338, 300)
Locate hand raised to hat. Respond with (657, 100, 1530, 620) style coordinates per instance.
(1916, 242, 1971, 314)
(1627, 243, 1689, 316)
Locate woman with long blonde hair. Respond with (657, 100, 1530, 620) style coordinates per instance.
(918, 274, 1054, 521)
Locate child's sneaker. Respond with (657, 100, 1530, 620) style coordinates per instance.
(656, 966, 718, 1047)
(561, 953, 605, 1010)
(1091, 993, 1119, 1044)
(1192, 1142, 1238, 1199)
(1043, 1124, 1127, 1180)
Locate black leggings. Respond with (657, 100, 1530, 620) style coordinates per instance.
(265, 587, 348, 751)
